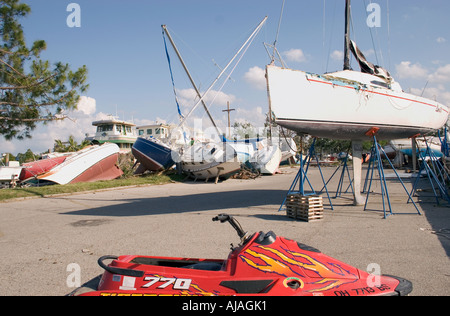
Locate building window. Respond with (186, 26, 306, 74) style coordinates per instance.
(97, 125, 113, 132)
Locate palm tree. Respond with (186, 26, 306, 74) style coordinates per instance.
(53, 136, 91, 153)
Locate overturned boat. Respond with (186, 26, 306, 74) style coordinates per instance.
(20, 155, 68, 182)
(132, 137, 176, 173)
(180, 142, 240, 182)
(36, 143, 123, 185)
(251, 144, 282, 175)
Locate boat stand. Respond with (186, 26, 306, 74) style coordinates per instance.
(364, 131, 421, 218)
(319, 147, 355, 199)
(279, 138, 333, 211)
(409, 138, 450, 205)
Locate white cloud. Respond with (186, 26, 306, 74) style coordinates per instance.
(410, 86, 450, 106)
(177, 88, 236, 111)
(1, 96, 100, 156)
(437, 37, 447, 44)
(283, 48, 307, 63)
(330, 50, 344, 61)
(429, 64, 450, 83)
(243, 66, 266, 90)
(76, 96, 96, 116)
(234, 106, 266, 127)
(395, 61, 429, 80)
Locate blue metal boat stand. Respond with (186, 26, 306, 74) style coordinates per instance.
(409, 137, 450, 205)
(364, 132, 421, 219)
(319, 147, 355, 199)
(279, 138, 333, 212)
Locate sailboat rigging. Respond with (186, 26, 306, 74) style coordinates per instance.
(265, 0, 448, 204)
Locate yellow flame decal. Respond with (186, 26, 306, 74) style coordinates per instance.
(240, 245, 358, 293)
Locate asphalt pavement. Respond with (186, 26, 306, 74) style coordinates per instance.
(0, 166, 449, 296)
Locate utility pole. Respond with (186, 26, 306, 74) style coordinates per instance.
(222, 101, 235, 139)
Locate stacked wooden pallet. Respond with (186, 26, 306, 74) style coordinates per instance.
(285, 194, 323, 222)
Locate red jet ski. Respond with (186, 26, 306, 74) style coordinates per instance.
(72, 214, 412, 296)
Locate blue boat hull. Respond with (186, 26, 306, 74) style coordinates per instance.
(132, 138, 175, 172)
(401, 148, 443, 159)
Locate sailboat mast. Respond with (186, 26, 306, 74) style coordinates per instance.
(343, 0, 351, 70)
(161, 25, 221, 137)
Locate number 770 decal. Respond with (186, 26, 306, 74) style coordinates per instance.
(142, 277, 192, 290)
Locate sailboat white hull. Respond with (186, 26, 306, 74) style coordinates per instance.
(251, 145, 282, 175)
(266, 65, 449, 141)
(181, 142, 240, 181)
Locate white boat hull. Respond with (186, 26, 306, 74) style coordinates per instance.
(181, 142, 240, 181)
(0, 166, 22, 182)
(251, 145, 282, 175)
(266, 65, 449, 141)
(37, 143, 123, 185)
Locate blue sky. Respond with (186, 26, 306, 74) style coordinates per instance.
(2, 0, 450, 155)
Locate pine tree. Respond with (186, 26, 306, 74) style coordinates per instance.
(0, 0, 88, 140)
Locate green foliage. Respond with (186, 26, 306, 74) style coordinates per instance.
(15, 148, 37, 163)
(0, 0, 88, 140)
(53, 135, 91, 153)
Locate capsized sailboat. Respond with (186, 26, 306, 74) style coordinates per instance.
(251, 144, 282, 175)
(161, 18, 267, 181)
(132, 137, 176, 173)
(180, 142, 240, 182)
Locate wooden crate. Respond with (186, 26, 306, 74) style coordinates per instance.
(285, 194, 323, 222)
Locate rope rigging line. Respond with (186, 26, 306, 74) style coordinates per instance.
(162, 31, 184, 120)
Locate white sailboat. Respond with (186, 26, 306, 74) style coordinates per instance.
(251, 144, 282, 175)
(265, 0, 449, 205)
(266, 3, 448, 141)
(161, 18, 267, 182)
(180, 142, 240, 183)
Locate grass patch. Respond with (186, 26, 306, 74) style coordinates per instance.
(0, 172, 186, 202)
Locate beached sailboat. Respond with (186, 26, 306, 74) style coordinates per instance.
(266, 2, 448, 141)
(226, 137, 284, 174)
(132, 137, 176, 173)
(180, 142, 240, 182)
(251, 144, 282, 175)
(161, 19, 267, 180)
(36, 143, 123, 185)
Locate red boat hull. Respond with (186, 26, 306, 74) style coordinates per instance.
(70, 153, 123, 184)
(20, 156, 67, 181)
